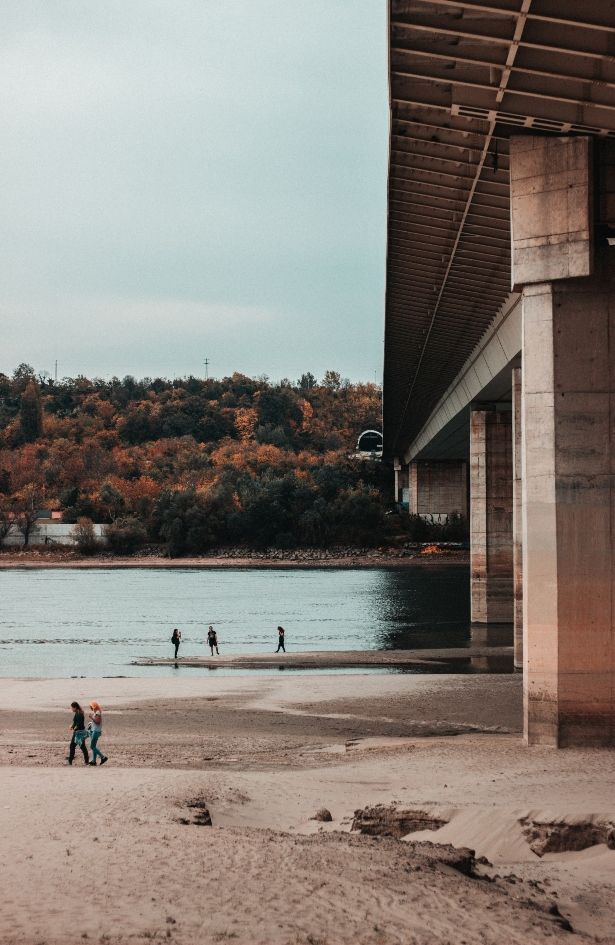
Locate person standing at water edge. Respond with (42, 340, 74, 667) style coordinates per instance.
(207, 626, 219, 655)
(171, 628, 182, 659)
(276, 626, 286, 653)
(88, 701, 108, 766)
(66, 701, 89, 766)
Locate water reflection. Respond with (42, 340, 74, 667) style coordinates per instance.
(371, 565, 472, 650)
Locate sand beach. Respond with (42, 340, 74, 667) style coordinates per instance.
(1, 672, 614, 945)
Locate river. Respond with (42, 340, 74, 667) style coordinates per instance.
(0, 564, 506, 678)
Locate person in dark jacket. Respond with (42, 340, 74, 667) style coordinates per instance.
(66, 701, 89, 766)
(171, 628, 182, 659)
(275, 626, 286, 653)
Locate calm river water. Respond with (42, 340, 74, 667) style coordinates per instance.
(0, 565, 491, 678)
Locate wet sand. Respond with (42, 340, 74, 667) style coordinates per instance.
(132, 646, 512, 670)
(1, 673, 614, 944)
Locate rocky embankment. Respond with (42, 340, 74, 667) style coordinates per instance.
(196, 542, 467, 562)
(0, 542, 469, 568)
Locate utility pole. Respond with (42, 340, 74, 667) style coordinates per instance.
(203, 358, 210, 380)
(54, 360, 58, 383)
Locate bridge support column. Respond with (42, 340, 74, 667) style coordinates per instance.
(408, 461, 419, 514)
(511, 135, 615, 745)
(512, 367, 523, 670)
(470, 409, 513, 624)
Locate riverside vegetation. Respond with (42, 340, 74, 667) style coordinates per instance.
(0, 364, 466, 557)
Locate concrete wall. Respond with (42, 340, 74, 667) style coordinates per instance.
(1, 523, 107, 547)
(408, 460, 467, 521)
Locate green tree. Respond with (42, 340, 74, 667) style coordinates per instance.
(321, 370, 341, 391)
(105, 516, 146, 554)
(71, 517, 100, 555)
(298, 372, 316, 391)
(153, 486, 233, 556)
(331, 485, 385, 544)
(19, 380, 43, 442)
(99, 482, 125, 522)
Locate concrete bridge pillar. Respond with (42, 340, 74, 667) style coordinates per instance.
(512, 367, 523, 670)
(470, 409, 513, 624)
(510, 135, 615, 745)
(408, 461, 419, 515)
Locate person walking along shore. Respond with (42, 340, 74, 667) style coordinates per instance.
(276, 626, 286, 653)
(66, 701, 89, 766)
(88, 701, 108, 766)
(171, 628, 182, 659)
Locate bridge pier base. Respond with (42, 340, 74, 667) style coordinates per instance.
(470, 409, 513, 624)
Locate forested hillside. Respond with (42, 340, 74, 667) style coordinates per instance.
(0, 364, 388, 554)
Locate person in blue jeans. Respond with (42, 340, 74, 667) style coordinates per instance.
(66, 701, 89, 765)
(88, 700, 108, 766)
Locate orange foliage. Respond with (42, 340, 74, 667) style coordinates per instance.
(234, 407, 258, 441)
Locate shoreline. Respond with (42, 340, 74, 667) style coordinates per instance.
(0, 551, 469, 569)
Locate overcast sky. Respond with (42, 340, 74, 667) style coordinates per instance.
(1, 1, 388, 383)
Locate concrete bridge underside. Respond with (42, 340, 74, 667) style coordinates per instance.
(383, 0, 615, 747)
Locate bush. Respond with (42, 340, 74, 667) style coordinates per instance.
(71, 517, 100, 555)
(105, 516, 147, 555)
(403, 512, 469, 543)
(152, 486, 233, 556)
(404, 514, 433, 542)
(441, 512, 469, 542)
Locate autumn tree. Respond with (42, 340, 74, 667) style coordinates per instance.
(0, 366, 394, 553)
(12, 483, 44, 546)
(0, 495, 13, 542)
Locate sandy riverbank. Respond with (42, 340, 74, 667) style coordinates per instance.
(132, 646, 512, 670)
(1, 672, 614, 944)
(0, 551, 469, 569)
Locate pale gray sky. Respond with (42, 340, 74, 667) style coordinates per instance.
(1, 1, 388, 382)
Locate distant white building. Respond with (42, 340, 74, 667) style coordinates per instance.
(1, 521, 107, 547)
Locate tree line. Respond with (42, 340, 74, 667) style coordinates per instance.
(0, 364, 388, 554)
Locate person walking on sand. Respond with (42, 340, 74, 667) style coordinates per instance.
(207, 625, 219, 656)
(66, 701, 90, 766)
(275, 625, 286, 653)
(87, 701, 108, 767)
(171, 628, 182, 659)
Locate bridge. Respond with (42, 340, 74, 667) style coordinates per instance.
(382, 0, 615, 746)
